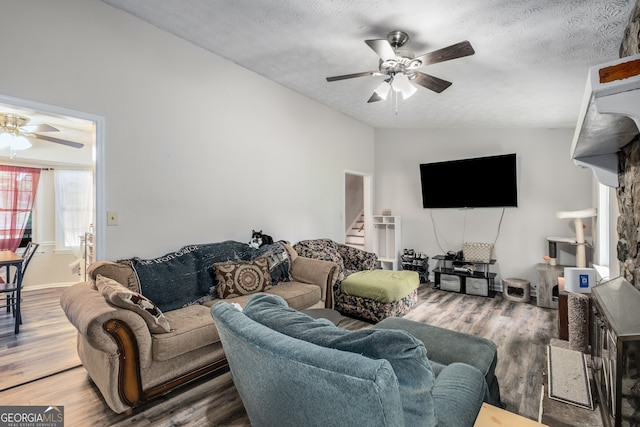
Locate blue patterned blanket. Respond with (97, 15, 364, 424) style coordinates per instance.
(131, 240, 289, 312)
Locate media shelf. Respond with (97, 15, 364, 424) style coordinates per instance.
(372, 215, 401, 270)
(401, 252, 429, 283)
(433, 255, 496, 297)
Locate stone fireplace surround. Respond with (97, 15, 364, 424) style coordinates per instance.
(618, 1, 640, 288)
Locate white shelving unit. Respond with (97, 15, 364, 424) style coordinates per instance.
(372, 215, 401, 270)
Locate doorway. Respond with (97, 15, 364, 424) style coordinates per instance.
(0, 94, 103, 287)
(344, 171, 372, 251)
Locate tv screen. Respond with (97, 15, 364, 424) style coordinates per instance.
(420, 153, 518, 208)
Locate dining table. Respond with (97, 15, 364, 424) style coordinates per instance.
(0, 250, 24, 334)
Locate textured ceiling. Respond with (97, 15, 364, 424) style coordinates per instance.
(102, 0, 634, 129)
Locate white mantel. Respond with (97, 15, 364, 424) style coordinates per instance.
(571, 53, 640, 187)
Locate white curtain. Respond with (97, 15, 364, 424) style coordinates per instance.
(54, 170, 93, 272)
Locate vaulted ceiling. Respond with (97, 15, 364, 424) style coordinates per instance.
(101, 0, 634, 129)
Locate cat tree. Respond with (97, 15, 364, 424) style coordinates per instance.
(548, 208, 597, 353)
(545, 208, 597, 268)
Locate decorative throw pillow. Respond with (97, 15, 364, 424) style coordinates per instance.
(88, 259, 140, 292)
(254, 242, 292, 284)
(214, 257, 272, 299)
(96, 274, 172, 334)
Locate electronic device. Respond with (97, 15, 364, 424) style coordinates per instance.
(445, 250, 463, 260)
(419, 153, 518, 209)
(563, 267, 596, 293)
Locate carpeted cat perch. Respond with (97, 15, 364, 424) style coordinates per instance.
(568, 292, 590, 353)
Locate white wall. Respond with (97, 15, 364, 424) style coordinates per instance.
(0, 0, 374, 260)
(374, 128, 593, 290)
(0, 1, 598, 292)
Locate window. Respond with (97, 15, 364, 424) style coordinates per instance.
(18, 211, 32, 248)
(597, 183, 609, 267)
(594, 182, 612, 281)
(54, 170, 93, 252)
(0, 166, 41, 252)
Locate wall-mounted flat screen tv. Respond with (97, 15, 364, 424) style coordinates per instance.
(420, 153, 518, 208)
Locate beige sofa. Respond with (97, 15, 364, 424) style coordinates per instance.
(60, 241, 338, 414)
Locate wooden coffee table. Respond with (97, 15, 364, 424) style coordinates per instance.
(300, 308, 342, 325)
(474, 403, 548, 426)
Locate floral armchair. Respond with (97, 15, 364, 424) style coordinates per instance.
(337, 243, 379, 275)
(293, 239, 378, 284)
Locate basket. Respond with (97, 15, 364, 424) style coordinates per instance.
(463, 242, 494, 263)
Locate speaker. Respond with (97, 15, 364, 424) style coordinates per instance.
(563, 267, 596, 293)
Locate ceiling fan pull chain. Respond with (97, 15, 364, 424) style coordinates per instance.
(395, 90, 399, 115)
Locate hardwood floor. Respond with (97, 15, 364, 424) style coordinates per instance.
(0, 286, 81, 391)
(0, 284, 572, 426)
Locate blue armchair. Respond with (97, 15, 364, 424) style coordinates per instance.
(211, 294, 488, 427)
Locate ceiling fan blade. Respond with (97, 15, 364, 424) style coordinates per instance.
(413, 41, 475, 67)
(20, 123, 59, 133)
(367, 92, 384, 103)
(33, 134, 84, 148)
(365, 39, 396, 61)
(326, 71, 378, 82)
(413, 72, 453, 93)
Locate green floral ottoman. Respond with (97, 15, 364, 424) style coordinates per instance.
(337, 270, 419, 323)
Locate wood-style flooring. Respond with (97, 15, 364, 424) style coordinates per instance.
(0, 286, 81, 391)
(0, 284, 577, 426)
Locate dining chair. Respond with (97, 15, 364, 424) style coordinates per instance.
(1, 242, 39, 327)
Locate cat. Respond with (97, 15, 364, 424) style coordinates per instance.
(249, 229, 274, 249)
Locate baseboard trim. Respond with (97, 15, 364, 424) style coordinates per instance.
(24, 282, 76, 291)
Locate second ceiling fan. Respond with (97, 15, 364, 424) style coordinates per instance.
(326, 30, 475, 103)
(0, 112, 84, 149)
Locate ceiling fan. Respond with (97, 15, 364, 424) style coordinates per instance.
(326, 30, 475, 103)
(0, 112, 84, 150)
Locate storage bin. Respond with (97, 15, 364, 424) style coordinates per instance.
(463, 242, 494, 263)
(440, 274, 461, 292)
(466, 277, 489, 297)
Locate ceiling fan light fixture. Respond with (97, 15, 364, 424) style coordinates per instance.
(0, 132, 31, 151)
(0, 132, 13, 149)
(391, 73, 417, 99)
(0, 113, 30, 151)
(374, 81, 391, 100)
(402, 83, 417, 100)
(11, 134, 32, 151)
